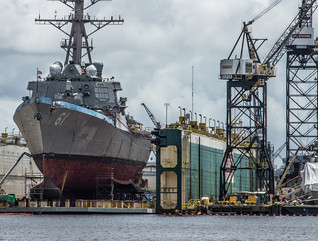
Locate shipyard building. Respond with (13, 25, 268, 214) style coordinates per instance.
(0, 132, 42, 198)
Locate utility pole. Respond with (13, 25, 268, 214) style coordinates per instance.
(164, 103, 170, 127)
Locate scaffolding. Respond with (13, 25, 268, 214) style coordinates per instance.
(96, 168, 114, 200)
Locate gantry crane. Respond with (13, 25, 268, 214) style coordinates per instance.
(275, 1, 318, 173)
(264, 0, 318, 182)
(219, 3, 277, 199)
(219, 0, 318, 200)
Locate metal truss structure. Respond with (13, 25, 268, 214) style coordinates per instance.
(219, 22, 275, 200)
(285, 0, 318, 168)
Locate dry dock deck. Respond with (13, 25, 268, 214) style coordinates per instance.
(0, 199, 155, 214)
(209, 204, 282, 215)
(162, 204, 318, 216)
(0, 206, 155, 214)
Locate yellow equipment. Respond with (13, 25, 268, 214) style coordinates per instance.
(276, 147, 309, 191)
(245, 195, 257, 205)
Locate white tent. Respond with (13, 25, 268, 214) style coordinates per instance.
(301, 162, 318, 193)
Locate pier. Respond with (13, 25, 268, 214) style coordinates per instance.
(162, 204, 318, 216)
(0, 199, 155, 214)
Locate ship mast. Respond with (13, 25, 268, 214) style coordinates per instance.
(35, 0, 124, 66)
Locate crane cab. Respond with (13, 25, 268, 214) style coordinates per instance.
(220, 59, 276, 80)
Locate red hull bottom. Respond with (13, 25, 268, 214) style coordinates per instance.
(33, 154, 146, 190)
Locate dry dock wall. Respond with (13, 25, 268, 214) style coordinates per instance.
(156, 129, 256, 211)
(0, 144, 42, 198)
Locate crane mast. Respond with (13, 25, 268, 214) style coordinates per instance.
(258, 0, 318, 189)
(283, 0, 318, 182)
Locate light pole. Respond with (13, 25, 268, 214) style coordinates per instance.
(164, 103, 170, 127)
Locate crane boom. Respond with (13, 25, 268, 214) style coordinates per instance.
(263, 0, 318, 65)
(247, 0, 282, 26)
(141, 103, 160, 128)
(276, 147, 310, 190)
(271, 142, 286, 163)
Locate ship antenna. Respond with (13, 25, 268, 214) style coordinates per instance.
(36, 67, 39, 97)
(35, 0, 124, 66)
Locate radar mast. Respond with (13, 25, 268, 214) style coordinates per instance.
(35, 0, 124, 66)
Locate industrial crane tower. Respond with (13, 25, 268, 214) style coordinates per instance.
(219, 0, 318, 199)
(285, 1, 318, 167)
(219, 22, 275, 199)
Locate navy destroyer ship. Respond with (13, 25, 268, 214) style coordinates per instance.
(13, 0, 151, 199)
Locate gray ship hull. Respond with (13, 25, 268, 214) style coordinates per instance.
(13, 97, 151, 190)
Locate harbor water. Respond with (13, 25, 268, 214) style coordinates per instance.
(1, 214, 318, 240)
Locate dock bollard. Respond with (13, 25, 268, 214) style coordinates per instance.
(105, 200, 111, 208)
(75, 200, 83, 208)
(39, 200, 48, 207)
(18, 200, 26, 208)
(29, 200, 38, 208)
(52, 200, 58, 207)
(65, 199, 70, 207)
(134, 202, 142, 208)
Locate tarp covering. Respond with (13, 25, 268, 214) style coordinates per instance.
(301, 162, 318, 192)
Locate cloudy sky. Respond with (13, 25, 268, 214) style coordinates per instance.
(0, 0, 308, 166)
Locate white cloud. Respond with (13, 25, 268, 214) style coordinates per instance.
(0, 0, 312, 163)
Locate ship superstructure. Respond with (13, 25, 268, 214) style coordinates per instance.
(13, 0, 151, 199)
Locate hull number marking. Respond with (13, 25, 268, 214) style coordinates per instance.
(55, 112, 70, 126)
